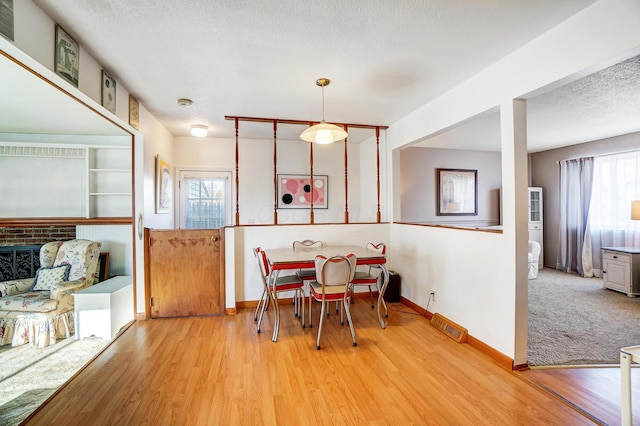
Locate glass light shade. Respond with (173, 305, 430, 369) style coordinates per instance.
(631, 200, 640, 220)
(191, 124, 208, 137)
(300, 120, 347, 144)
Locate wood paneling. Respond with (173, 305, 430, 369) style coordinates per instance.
(147, 228, 225, 318)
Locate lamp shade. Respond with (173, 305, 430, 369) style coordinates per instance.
(631, 200, 640, 220)
(300, 120, 347, 144)
(190, 124, 208, 137)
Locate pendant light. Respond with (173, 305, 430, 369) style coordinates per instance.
(300, 78, 348, 144)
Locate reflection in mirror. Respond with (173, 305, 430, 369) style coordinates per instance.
(0, 48, 134, 423)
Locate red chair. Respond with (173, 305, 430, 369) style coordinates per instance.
(308, 253, 357, 349)
(351, 242, 386, 309)
(293, 239, 323, 283)
(253, 247, 305, 333)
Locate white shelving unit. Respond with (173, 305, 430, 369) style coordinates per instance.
(528, 187, 543, 268)
(87, 146, 132, 218)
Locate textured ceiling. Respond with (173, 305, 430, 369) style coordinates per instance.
(415, 54, 640, 152)
(28, 0, 625, 150)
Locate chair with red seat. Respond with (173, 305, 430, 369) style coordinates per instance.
(351, 242, 386, 311)
(308, 253, 357, 350)
(253, 247, 305, 333)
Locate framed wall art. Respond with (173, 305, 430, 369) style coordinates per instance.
(156, 155, 171, 214)
(101, 69, 116, 114)
(277, 174, 328, 209)
(436, 168, 478, 216)
(54, 24, 79, 87)
(129, 95, 139, 130)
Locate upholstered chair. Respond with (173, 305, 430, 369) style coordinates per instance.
(528, 240, 541, 279)
(309, 254, 357, 350)
(0, 239, 101, 347)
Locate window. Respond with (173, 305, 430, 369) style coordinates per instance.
(589, 151, 640, 246)
(178, 170, 232, 229)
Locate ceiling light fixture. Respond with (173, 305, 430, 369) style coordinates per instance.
(300, 78, 348, 144)
(177, 98, 193, 107)
(191, 124, 208, 137)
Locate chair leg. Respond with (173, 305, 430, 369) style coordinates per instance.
(254, 289, 267, 321)
(256, 290, 271, 333)
(368, 286, 375, 309)
(316, 298, 326, 350)
(300, 289, 306, 328)
(308, 294, 313, 328)
(343, 296, 357, 347)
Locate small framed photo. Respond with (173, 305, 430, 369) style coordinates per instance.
(129, 95, 139, 130)
(101, 69, 116, 114)
(436, 168, 478, 216)
(54, 24, 79, 87)
(277, 174, 328, 209)
(156, 155, 171, 214)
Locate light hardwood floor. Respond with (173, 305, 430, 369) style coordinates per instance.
(27, 301, 596, 425)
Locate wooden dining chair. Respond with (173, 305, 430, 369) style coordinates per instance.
(351, 242, 386, 309)
(308, 253, 357, 350)
(253, 247, 305, 333)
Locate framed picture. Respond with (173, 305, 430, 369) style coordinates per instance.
(101, 69, 116, 114)
(0, 0, 14, 41)
(156, 155, 171, 214)
(129, 95, 139, 130)
(436, 168, 478, 216)
(277, 174, 328, 209)
(54, 24, 79, 87)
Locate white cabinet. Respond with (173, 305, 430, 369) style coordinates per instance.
(528, 187, 543, 268)
(74, 275, 134, 339)
(87, 146, 132, 218)
(602, 247, 640, 297)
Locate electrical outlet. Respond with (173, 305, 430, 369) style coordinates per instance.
(430, 291, 436, 302)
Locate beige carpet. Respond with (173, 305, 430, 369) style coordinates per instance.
(528, 268, 640, 366)
(0, 336, 109, 425)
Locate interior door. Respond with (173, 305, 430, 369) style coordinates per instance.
(147, 228, 225, 318)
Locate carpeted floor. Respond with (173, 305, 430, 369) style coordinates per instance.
(528, 267, 640, 366)
(0, 336, 109, 425)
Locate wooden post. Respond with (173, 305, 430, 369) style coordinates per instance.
(235, 118, 240, 225)
(376, 126, 381, 223)
(309, 132, 315, 225)
(344, 124, 349, 223)
(273, 120, 278, 225)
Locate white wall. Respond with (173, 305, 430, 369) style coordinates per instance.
(174, 135, 381, 226)
(387, 0, 640, 363)
(400, 147, 502, 224)
(234, 224, 389, 303)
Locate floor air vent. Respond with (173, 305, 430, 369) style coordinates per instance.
(431, 313, 468, 343)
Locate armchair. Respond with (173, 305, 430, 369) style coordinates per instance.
(0, 239, 101, 347)
(528, 240, 541, 279)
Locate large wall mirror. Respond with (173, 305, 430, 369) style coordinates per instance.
(0, 46, 136, 421)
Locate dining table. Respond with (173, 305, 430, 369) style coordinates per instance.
(262, 244, 390, 342)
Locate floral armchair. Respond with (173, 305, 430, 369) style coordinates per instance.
(0, 239, 101, 347)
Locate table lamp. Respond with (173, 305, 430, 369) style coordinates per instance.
(632, 200, 640, 220)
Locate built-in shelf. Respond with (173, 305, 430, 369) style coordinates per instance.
(87, 146, 132, 218)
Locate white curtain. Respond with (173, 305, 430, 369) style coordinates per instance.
(589, 151, 640, 259)
(556, 157, 594, 276)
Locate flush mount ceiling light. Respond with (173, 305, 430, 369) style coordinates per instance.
(300, 78, 348, 144)
(191, 124, 208, 137)
(177, 98, 193, 107)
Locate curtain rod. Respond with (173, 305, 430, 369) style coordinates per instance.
(224, 115, 388, 130)
(556, 148, 640, 164)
